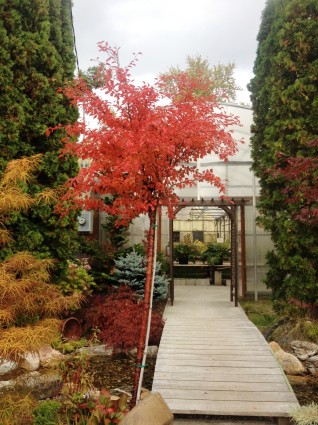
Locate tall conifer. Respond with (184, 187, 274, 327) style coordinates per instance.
(0, 0, 79, 277)
(249, 0, 318, 307)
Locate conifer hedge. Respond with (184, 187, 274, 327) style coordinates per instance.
(249, 0, 318, 308)
(0, 0, 79, 278)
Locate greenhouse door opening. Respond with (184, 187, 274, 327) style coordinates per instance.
(168, 199, 248, 307)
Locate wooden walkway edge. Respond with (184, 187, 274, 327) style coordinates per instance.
(152, 285, 299, 420)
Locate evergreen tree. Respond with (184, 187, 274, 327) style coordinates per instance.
(113, 251, 169, 300)
(0, 0, 79, 278)
(249, 0, 318, 309)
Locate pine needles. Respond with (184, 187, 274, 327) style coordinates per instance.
(0, 156, 85, 361)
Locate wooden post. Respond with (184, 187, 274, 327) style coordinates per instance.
(230, 206, 238, 306)
(169, 218, 174, 306)
(240, 203, 246, 300)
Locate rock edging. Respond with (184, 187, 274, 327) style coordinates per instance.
(269, 340, 318, 376)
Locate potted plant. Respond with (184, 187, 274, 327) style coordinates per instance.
(200, 242, 230, 265)
(174, 243, 192, 264)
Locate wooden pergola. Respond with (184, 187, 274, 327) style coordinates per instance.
(167, 197, 252, 307)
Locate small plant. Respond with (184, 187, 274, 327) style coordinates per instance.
(59, 352, 96, 420)
(32, 400, 62, 425)
(173, 243, 192, 264)
(290, 402, 318, 425)
(52, 336, 89, 354)
(200, 242, 230, 265)
(74, 388, 129, 425)
(58, 259, 96, 296)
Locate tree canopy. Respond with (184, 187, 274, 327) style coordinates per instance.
(57, 43, 240, 222)
(161, 54, 241, 102)
(249, 0, 318, 310)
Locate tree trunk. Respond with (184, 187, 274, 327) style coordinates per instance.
(131, 208, 157, 407)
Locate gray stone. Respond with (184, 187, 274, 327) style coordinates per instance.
(129, 345, 158, 358)
(15, 371, 62, 399)
(20, 352, 40, 371)
(39, 345, 64, 367)
(120, 392, 173, 425)
(79, 344, 113, 356)
(0, 359, 17, 376)
(269, 341, 307, 375)
(0, 380, 15, 392)
(291, 340, 318, 361)
(305, 355, 318, 375)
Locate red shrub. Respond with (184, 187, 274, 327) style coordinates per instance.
(82, 286, 165, 351)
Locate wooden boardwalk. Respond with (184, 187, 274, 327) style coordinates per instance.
(152, 285, 299, 421)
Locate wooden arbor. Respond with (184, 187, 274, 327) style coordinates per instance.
(168, 198, 250, 307)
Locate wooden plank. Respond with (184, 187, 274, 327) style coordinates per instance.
(154, 365, 281, 375)
(155, 389, 297, 402)
(159, 343, 268, 349)
(153, 371, 286, 383)
(160, 350, 275, 363)
(165, 399, 298, 417)
(152, 380, 289, 392)
(155, 359, 278, 368)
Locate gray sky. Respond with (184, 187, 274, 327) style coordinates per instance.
(72, 0, 267, 104)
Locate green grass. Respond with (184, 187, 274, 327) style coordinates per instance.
(240, 299, 279, 334)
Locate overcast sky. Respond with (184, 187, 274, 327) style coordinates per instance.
(72, 0, 267, 104)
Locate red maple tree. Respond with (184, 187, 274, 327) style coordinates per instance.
(55, 42, 240, 405)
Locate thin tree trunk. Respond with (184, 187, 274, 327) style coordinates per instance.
(136, 210, 158, 402)
(131, 208, 157, 407)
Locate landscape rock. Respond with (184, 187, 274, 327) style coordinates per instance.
(15, 371, 62, 399)
(305, 355, 318, 376)
(0, 380, 15, 392)
(39, 345, 64, 367)
(120, 392, 173, 425)
(291, 340, 318, 361)
(20, 352, 41, 371)
(269, 341, 307, 375)
(0, 359, 18, 376)
(129, 345, 158, 358)
(79, 344, 113, 357)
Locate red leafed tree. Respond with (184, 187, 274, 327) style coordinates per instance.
(273, 138, 318, 225)
(56, 42, 240, 405)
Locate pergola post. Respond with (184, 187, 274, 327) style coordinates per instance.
(240, 203, 247, 300)
(169, 218, 174, 306)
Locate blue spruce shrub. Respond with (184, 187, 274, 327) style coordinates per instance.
(113, 251, 169, 299)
